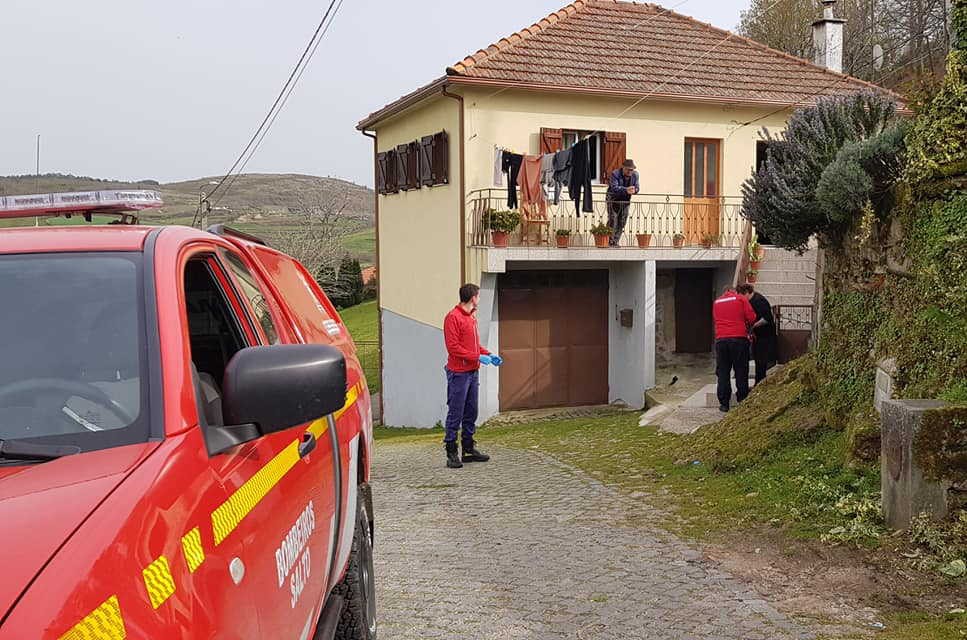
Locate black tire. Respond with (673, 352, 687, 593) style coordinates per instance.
(332, 491, 377, 640)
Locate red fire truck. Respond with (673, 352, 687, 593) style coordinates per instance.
(0, 193, 376, 639)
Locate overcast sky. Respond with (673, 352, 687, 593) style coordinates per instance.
(0, 0, 745, 187)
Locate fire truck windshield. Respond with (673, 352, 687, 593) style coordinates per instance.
(0, 253, 152, 456)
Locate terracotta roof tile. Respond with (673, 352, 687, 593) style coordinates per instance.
(359, 0, 901, 129)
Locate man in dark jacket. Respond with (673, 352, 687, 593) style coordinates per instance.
(442, 283, 502, 468)
(743, 284, 777, 384)
(606, 159, 640, 246)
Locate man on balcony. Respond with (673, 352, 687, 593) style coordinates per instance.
(606, 159, 639, 246)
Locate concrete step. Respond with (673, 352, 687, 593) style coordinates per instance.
(759, 259, 817, 272)
(754, 269, 815, 284)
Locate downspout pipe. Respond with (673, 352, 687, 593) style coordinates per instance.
(361, 129, 384, 424)
(441, 86, 466, 284)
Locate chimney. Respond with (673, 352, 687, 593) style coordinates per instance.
(813, 0, 846, 73)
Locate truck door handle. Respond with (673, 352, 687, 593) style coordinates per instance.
(299, 432, 317, 459)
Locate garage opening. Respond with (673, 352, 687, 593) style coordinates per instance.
(497, 269, 609, 411)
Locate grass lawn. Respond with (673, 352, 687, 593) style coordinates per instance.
(341, 300, 379, 392)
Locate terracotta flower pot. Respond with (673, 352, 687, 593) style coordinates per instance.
(556, 235, 570, 248)
(749, 260, 762, 270)
(672, 237, 685, 248)
(491, 231, 509, 248)
(636, 233, 652, 248)
(746, 273, 758, 284)
(593, 234, 610, 248)
(701, 241, 713, 249)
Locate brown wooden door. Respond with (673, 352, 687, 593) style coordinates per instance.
(498, 270, 609, 410)
(684, 138, 721, 244)
(674, 268, 715, 353)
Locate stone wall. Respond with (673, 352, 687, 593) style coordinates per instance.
(655, 270, 676, 362)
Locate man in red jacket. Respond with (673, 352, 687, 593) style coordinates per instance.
(712, 285, 759, 413)
(442, 283, 502, 468)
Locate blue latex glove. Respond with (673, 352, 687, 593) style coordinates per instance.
(479, 354, 493, 366)
(490, 355, 503, 366)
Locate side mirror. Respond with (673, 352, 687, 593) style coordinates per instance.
(221, 344, 347, 436)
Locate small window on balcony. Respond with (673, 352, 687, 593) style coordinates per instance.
(562, 131, 602, 184)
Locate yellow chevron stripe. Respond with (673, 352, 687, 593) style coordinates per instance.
(142, 556, 176, 609)
(181, 527, 205, 573)
(58, 595, 126, 640)
(210, 382, 362, 546)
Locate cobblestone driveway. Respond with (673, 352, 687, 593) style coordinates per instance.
(373, 440, 814, 640)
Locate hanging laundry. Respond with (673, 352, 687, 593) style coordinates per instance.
(551, 148, 572, 206)
(568, 138, 594, 216)
(493, 147, 504, 187)
(501, 152, 523, 209)
(540, 153, 555, 202)
(519, 155, 548, 212)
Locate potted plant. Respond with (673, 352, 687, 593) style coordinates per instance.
(555, 229, 571, 248)
(700, 233, 717, 249)
(672, 233, 686, 248)
(482, 209, 521, 247)
(748, 237, 764, 269)
(636, 233, 652, 248)
(590, 223, 613, 248)
(746, 269, 759, 284)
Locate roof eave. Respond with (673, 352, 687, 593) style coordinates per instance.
(356, 76, 449, 131)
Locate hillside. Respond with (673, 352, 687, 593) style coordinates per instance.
(0, 172, 375, 261)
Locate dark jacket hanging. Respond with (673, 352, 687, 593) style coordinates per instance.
(568, 139, 594, 216)
(502, 152, 523, 209)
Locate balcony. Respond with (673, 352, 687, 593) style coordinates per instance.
(467, 188, 747, 249)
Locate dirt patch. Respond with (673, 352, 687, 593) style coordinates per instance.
(702, 527, 967, 636)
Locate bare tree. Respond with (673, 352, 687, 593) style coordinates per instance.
(268, 190, 367, 301)
(738, 0, 951, 89)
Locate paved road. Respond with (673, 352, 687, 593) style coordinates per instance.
(372, 440, 814, 640)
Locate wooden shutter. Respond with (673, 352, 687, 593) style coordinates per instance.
(431, 130, 449, 185)
(540, 127, 563, 154)
(406, 141, 419, 190)
(395, 145, 408, 191)
(375, 152, 387, 194)
(384, 149, 399, 193)
(601, 131, 627, 183)
(419, 135, 433, 186)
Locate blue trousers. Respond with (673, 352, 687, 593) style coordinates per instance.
(444, 368, 479, 444)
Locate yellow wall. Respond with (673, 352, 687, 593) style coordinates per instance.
(373, 95, 462, 328)
(461, 87, 790, 199)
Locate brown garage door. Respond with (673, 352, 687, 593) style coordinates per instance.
(497, 270, 609, 410)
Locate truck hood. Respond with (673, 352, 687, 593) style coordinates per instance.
(0, 443, 157, 621)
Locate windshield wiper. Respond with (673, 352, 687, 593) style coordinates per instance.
(0, 439, 81, 462)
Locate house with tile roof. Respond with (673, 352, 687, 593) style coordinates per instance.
(358, 0, 901, 427)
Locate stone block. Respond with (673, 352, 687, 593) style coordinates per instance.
(873, 358, 897, 414)
(881, 399, 950, 530)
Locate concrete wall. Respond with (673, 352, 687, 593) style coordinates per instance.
(373, 95, 462, 328)
(380, 309, 448, 427)
(461, 87, 790, 198)
(608, 261, 656, 408)
(655, 270, 676, 361)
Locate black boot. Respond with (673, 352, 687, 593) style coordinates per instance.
(462, 440, 490, 463)
(445, 442, 463, 468)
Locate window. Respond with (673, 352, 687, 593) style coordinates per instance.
(562, 130, 602, 182)
(223, 250, 280, 345)
(184, 259, 248, 385)
(0, 253, 151, 452)
(684, 138, 721, 198)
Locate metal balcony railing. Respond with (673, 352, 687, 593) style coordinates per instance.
(467, 188, 747, 248)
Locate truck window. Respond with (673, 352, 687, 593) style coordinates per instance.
(0, 253, 150, 452)
(222, 250, 280, 345)
(184, 258, 248, 386)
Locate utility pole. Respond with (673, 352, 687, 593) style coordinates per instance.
(35, 134, 40, 227)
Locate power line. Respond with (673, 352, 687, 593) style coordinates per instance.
(213, 0, 346, 208)
(204, 0, 345, 213)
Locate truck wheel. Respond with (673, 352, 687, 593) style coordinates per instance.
(333, 493, 377, 640)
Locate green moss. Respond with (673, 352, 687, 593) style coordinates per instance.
(915, 406, 967, 483)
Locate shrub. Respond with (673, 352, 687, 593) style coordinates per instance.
(482, 209, 521, 233)
(742, 91, 901, 251)
(590, 223, 613, 236)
